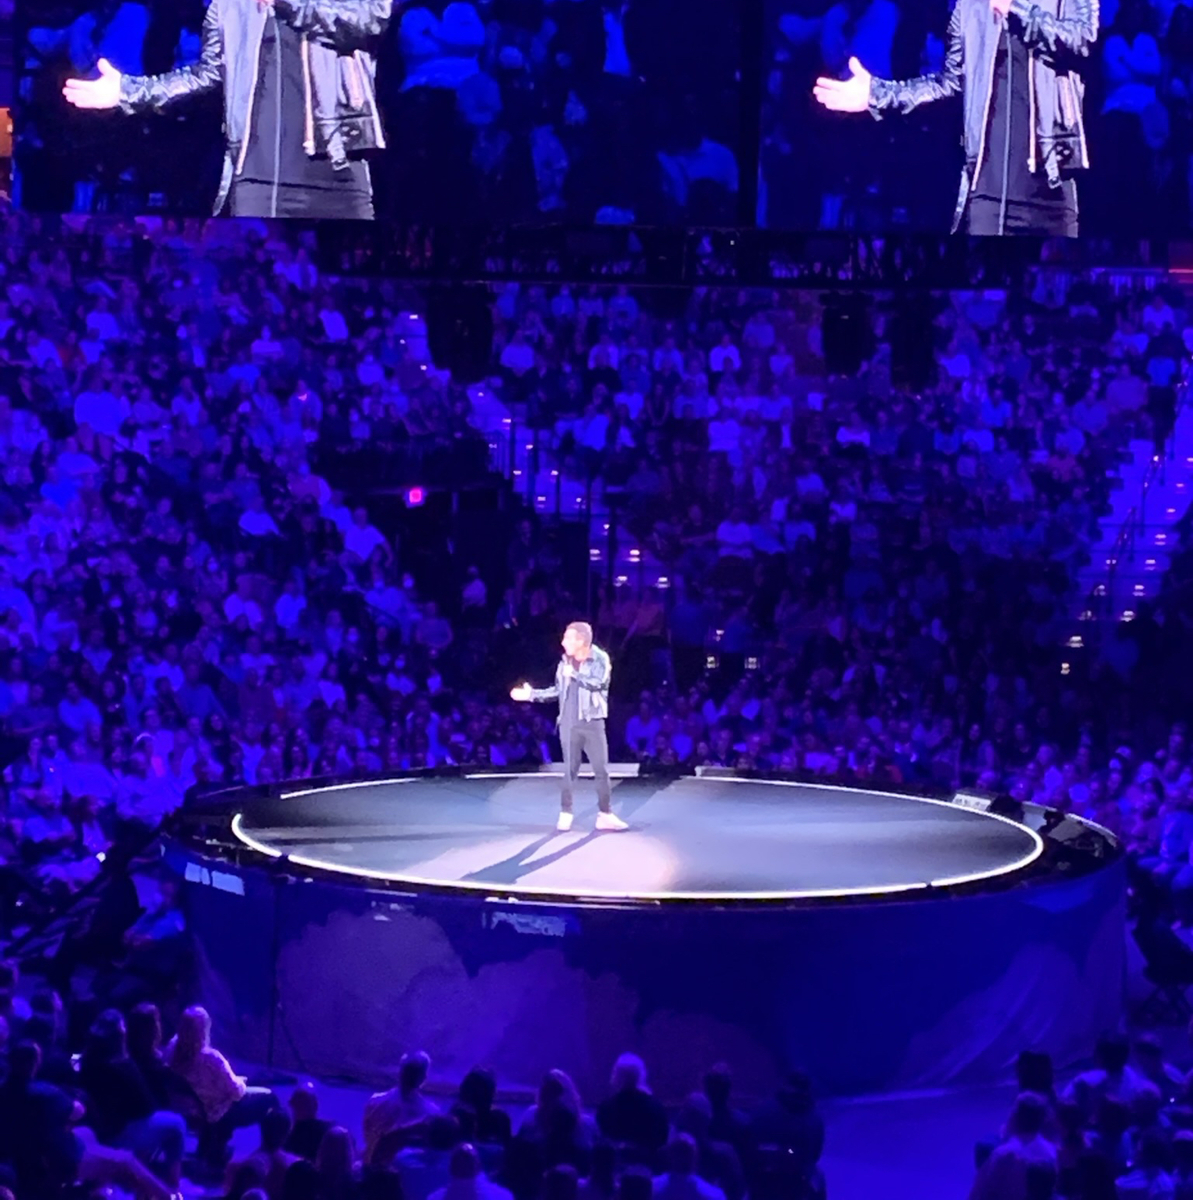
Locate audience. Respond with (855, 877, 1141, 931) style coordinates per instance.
(0, 193, 1190, 1200)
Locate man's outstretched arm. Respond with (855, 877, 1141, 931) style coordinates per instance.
(868, 2, 964, 116)
(526, 675, 561, 702)
(271, 0, 393, 48)
(1008, 0, 1098, 61)
(119, 0, 223, 112)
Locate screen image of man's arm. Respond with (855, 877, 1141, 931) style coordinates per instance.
(1009, 0, 1097, 60)
(119, 0, 223, 112)
(869, 2, 963, 116)
(271, 0, 393, 48)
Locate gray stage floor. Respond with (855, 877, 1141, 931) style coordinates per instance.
(233, 773, 1041, 900)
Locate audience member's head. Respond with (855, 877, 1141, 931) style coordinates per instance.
(262, 1108, 295, 1153)
(449, 1144, 482, 1182)
(426, 1115, 462, 1154)
(666, 1135, 700, 1177)
(315, 1127, 356, 1181)
(1016, 1050, 1054, 1096)
(228, 1159, 269, 1200)
(1094, 1033, 1130, 1075)
(617, 1168, 653, 1200)
(85, 1008, 127, 1063)
(1007, 1093, 1049, 1141)
(282, 1159, 323, 1200)
(290, 1081, 320, 1122)
(173, 1005, 213, 1064)
(127, 1002, 164, 1061)
(542, 1165, 579, 1200)
(702, 1063, 733, 1111)
(458, 1068, 497, 1114)
(399, 1051, 431, 1096)
(610, 1052, 649, 1094)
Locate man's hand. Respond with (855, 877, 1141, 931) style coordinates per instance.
(990, 0, 1012, 16)
(510, 684, 532, 702)
(561, 661, 578, 681)
(813, 57, 872, 114)
(62, 58, 122, 110)
(258, 0, 274, 10)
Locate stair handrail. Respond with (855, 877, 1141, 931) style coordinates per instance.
(1088, 361, 1190, 626)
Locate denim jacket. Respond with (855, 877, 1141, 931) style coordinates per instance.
(868, 0, 1095, 230)
(119, 0, 391, 215)
(528, 645, 612, 726)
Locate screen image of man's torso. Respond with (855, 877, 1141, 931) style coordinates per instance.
(234, 13, 371, 218)
(968, 24, 1077, 235)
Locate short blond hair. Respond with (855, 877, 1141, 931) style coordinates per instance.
(565, 621, 593, 646)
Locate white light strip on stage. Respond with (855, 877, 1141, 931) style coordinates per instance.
(279, 777, 419, 801)
(463, 772, 639, 780)
(231, 813, 284, 857)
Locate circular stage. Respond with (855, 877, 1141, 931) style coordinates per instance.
(229, 773, 1044, 902)
(171, 767, 1125, 1103)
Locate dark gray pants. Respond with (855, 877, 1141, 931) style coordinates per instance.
(560, 719, 612, 814)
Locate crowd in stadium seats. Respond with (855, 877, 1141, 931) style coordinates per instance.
(1, 984, 834, 1200)
(0, 205, 1192, 915)
(490, 269, 1193, 856)
(7, 200, 1193, 1196)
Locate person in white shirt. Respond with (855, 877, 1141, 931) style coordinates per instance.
(716, 509, 754, 560)
(343, 509, 392, 564)
(320, 306, 350, 342)
(85, 297, 121, 342)
(708, 335, 741, 375)
(707, 408, 741, 456)
(274, 579, 307, 634)
(238, 495, 281, 538)
(588, 335, 621, 371)
(500, 332, 536, 376)
(1061, 1033, 1150, 1118)
(74, 379, 130, 439)
(835, 412, 871, 448)
(1142, 293, 1176, 335)
(968, 1093, 1057, 1200)
(224, 579, 264, 630)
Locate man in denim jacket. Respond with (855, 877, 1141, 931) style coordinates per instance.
(511, 621, 629, 833)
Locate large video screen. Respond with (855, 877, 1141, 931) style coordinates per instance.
(760, 0, 1191, 237)
(16, 0, 740, 224)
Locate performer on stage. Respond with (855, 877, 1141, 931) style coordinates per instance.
(812, 0, 1095, 236)
(62, 0, 391, 219)
(510, 621, 628, 833)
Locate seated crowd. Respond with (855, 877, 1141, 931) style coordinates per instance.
(0, 206, 1192, 1200)
(489, 278, 1193, 925)
(1, 991, 829, 1200)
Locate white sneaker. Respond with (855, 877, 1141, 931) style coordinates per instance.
(556, 812, 574, 832)
(595, 812, 629, 832)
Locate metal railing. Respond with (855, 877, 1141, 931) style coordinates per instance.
(1088, 370, 1190, 625)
